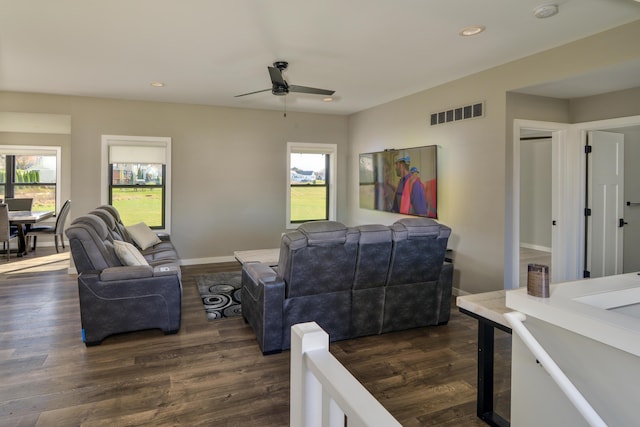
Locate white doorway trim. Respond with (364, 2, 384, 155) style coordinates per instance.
(509, 119, 571, 289)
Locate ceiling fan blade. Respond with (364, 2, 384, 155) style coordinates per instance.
(268, 66, 287, 87)
(289, 85, 335, 96)
(234, 88, 271, 98)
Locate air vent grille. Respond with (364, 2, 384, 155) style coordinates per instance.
(430, 101, 484, 126)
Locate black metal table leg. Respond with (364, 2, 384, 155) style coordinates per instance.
(459, 307, 511, 427)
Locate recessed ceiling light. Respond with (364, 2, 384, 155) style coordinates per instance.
(533, 4, 559, 19)
(459, 25, 485, 37)
(323, 97, 333, 102)
(150, 82, 165, 87)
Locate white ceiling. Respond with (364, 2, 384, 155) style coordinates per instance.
(1, 1, 639, 115)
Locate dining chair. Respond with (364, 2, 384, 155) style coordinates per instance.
(0, 204, 19, 261)
(4, 198, 34, 211)
(27, 199, 72, 253)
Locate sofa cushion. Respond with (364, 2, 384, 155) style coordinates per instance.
(113, 240, 149, 266)
(126, 222, 162, 250)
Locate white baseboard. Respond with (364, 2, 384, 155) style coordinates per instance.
(519, 242, 551, 253)
(180, 255, 237, 266)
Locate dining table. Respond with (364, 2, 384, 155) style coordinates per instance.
(8, 210, 55, 257)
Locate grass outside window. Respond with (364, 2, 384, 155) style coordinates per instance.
(290, 185, 327, 222)
(111, 187, 163, 227)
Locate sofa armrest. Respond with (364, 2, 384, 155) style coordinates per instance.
(99, 264, 180, 282)
(77, 270, 182, 344)
(243, 262, 285, 304)
(100, 265, 154, 281)
(153, 264, 180, 277)
(80, 271, 181, 297)
(241, 262, 286, 354)
(156, 232, 171, 241)
(244, 261, 278, 283)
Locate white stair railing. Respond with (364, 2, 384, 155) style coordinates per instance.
(504, 311, 607, 427)
(290, 322, 402, 427)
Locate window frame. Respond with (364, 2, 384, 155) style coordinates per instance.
(0, 145, 62, 213)
(286, 142, 337, 228)
(101, 135, 172, 233)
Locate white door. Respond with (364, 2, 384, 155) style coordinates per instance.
(587, 131, 625, 277)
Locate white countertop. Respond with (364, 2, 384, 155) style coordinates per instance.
(456, 290, 511, 328)
(506, 272, 640, 357)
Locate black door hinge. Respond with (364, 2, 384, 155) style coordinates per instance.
(584, 208, 591, 216)
(585, 145, 592, 154)
(584, 270, 591, 278)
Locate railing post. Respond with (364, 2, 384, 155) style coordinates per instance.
(291, 322, 330, 427)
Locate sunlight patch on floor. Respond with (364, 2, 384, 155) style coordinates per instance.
(0, 252, 70, 275)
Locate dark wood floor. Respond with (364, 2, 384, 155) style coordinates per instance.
(0, 248, 511, 426)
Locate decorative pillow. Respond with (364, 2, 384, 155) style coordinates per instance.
(126, 222, 161, 250)
(113, 240, 149, 266)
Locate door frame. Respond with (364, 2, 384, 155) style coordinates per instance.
(509, 120, 572, 289)
(508, 115, 640, 289)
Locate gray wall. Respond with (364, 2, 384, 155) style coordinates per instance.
(348, 21, 640, 294)
(570, 87, 640, 123)
(0, 92, 349, 262)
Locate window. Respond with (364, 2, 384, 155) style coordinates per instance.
(0, 147, 60, 212)
(287, 142, 336, 227)
(102, 136, 171, 231)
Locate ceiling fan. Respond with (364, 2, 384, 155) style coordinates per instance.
(235, 61, 335, 98)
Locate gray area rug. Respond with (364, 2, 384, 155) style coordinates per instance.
(195, 272, 242, 320)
